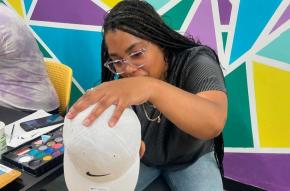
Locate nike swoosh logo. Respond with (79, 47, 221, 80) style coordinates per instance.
(86, 172, 110, 177)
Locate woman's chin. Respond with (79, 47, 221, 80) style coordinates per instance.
(126, 72, 148, 78)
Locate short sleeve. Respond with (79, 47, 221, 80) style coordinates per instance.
(182, 51, 226, 94)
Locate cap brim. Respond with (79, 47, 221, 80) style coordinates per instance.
(64, 151, 140, 191)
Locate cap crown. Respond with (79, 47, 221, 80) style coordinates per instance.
(63, 105, 141, 182)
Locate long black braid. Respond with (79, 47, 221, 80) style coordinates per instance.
(101, 0, 224, 177)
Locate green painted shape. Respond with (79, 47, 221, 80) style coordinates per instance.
(69, 82, 83, 108)
(223, 63, 254, 147)
(162, 0, 195, 30)
(36, 40, 52, 58)
(222, 32, 228, 51)
(257, 29, 290, 64)
(0, 0, 4, 4)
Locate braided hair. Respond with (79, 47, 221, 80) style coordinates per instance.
(101, 0, 224, 176)
(101, 0, 200, 81)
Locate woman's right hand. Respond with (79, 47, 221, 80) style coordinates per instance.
(66, 77, 154, 127)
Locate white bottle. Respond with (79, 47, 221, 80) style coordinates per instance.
(0, 121, 7, 159)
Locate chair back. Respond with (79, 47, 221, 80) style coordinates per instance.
(45, 60, 72, 115)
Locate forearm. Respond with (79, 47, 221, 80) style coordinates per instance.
(148, 77, 227, 140)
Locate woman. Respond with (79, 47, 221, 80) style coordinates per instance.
(66, 1, 227, 190)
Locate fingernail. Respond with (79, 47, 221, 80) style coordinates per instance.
(66, 112, 72, 119)
(83, 119, 90, 127)
(109, 121, 115, 128)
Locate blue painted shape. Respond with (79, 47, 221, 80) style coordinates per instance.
(258, 29, 290, 64)
(146, 0, 169, 10)
(31, 26, 102, 90)
(24, 0, 33, 14)
(230, 0, 282, 64)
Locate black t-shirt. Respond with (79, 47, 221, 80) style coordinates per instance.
(133, 46, 226, 170)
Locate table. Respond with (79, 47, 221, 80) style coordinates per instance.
(0, 106, 63, 191)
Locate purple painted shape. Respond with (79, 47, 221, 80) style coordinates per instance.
(218, 0, 232, 25)
(271, 4, 290, 33)
(224, 152, 290, 191)
(186, 0, 217, 51)
(31, 0, 106, 26)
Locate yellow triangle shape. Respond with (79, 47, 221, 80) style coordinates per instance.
(7, 0, 24, 18)
(101, 0, 121, 8)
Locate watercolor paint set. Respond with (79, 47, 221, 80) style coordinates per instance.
(1, 127, 64, 176)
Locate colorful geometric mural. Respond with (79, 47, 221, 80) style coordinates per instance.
(2, 0, 290, 190)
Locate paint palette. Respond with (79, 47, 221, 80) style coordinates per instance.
(1, 127, 64, 176)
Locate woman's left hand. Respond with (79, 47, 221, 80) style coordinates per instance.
(139, 140, 146, 158)
(66, 76, 154, 127)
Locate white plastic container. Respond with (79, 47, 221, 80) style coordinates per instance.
(0, 121, 7, 159)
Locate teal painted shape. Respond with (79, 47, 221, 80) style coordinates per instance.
(223, 63, 253, 147)
(222, 32, 228, 51)
(69, 82, 83, 107)
(31, 26, 102, 90)
(162, 0, 195, 30)
(24, 0, 33, 14)
(146, 0, 169, 10)
(258, 29, 290, 64)
(36, 39, 52, 58)
(230, 0, 282, 64)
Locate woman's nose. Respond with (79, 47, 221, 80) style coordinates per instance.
(124, 63, 139, 74)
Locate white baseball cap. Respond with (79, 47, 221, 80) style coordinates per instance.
(63, 105, 141, 191)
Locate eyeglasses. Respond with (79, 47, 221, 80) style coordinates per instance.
(104, 45, 147, 75)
